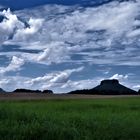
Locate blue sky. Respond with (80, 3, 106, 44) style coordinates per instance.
(0, 0, 116, 9)
(0, 0, 140, 93)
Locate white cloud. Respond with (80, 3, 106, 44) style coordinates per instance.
(0, 56, 24, 74)
(0, 8, 44, 44)
(110, 74, 128, 80)
(127, 29, 140, 38)
(25, 66, 84, 92)
(0, 78, 10, 87)
(0, 8, 24, 31)
(51, 66, 84, 83)
(0, 76, 30, 91)
(75, 1, 139, 36)
(133, 85, 140, 90)
(37, 42, 70, 64)
(133, 85, 140, 88)
(0, 8, 24, 44)
(60, 78, 102, 92)
(13, 18, 44, 41)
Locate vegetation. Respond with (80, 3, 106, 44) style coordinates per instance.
(0, 97, 140, 140)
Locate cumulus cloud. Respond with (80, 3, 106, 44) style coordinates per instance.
(37, 42, 70, 64)
(0, 56, 24, 74)
(0, 8, 24, 31)
(0, 8, 44, 44)
(13, 18, 44, 41)
(110, 74, 128, 80)
(0, 8, 24, 43)
(0, 76, 30, 91)
(133, 85, 140, 88)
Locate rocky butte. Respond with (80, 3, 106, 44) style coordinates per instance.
(69, 79, 138, 95)
(93, 79, 137, 95)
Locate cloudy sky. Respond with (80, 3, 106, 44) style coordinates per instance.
(0, 0, 140, 93)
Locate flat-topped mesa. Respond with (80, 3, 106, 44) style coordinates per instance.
(93, 79, 137, 95)
(101, 79, 119, 85)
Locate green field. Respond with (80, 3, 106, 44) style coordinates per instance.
(0, 98, 140, 140)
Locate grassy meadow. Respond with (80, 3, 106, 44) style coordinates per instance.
(0, 97, 140, 140)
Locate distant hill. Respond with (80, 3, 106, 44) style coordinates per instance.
(42, 90, 53, 94)
(13, 89, 42, 93)
(13, 89, 53, 94)
(69, 79, 138, 95)
(0, 88, 6, 93)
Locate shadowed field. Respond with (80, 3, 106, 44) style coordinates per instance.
(0, 97, 140, 140)
(0, 93, 140, 100)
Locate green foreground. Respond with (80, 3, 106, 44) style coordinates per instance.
(0, 98, 140, 140)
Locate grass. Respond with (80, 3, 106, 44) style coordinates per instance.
(0, 97, 140, 140)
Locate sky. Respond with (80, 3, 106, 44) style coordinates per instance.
(0, 0, 140, 93)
